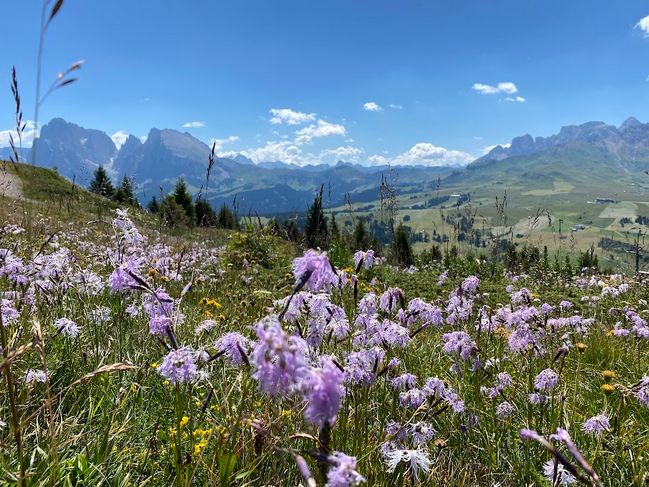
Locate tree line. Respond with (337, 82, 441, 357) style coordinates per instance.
(87, 166, 238, 229)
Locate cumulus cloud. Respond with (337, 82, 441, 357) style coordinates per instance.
(388, 103, 403, 110)
(182, 121, 206, 128)
(209, 135, 239, 151)
(228, 141, 313, 166)
(505, 96, 526, 103)
(295, 120, 346, 144)
(0, 120, 38, 148)
(472, 82, 518, 95)
(367, 154, 390, 166)
(637, 15, 649, 36)
(391, 143, 474, 167)
(111, 130, 129, 150)
(363, 102, 383, 112)
(269, 108, 316, 125)
(321, 146, 364, 162)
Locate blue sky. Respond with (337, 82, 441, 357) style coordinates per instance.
(2, 0, 649, 166)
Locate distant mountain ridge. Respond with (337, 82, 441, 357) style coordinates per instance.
(27, 118, 454, 214)
(476, 117, 649, 165)
(21, 116, 649, 214)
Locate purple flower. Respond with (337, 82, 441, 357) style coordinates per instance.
(353, 250, 375, 271)
(559, 300, 573, 310)
(326, 451, 366, 487)
(496, 372, 513, 389)
(635, 377, 649, 406)
(195, 319, 218, 334)
(304, 358, 345, 429)
(144, 288, 177, 336)
(582, 415, 610, 435)
(461, 276, 479, 296)
(407, 299, 443, 327)
(54, 317, 79, 338)
(379, 288, 405, 313)
(358, 292, 377, 315)
(436, 271, 448, 286)
(1, 299, 19, 325)
(215, 332, 252, 366)
(344, 347, 385, 386)
(24, 369, 47, 384)
(409, 422, 436, 446)
(543, 459, 576, 485)
(495, 401, 514, 419)
(399, 388, 426, 409)
(529, 392, 547, 405)
(391, 373, 417, 391)
(251, 317, 309, 396)
(541, 303, 555, 315)
(534, 368, 559, 391)
(441, 331, 476, 360)
(158, 347, 198, 384)
(292, 250, 337, 292)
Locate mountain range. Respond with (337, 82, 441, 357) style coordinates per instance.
(7, 116, 649, 214)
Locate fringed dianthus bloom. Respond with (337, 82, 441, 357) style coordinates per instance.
(326, 452, 366, 487)
(303, 357, 345, 429)
(158, 347, 198, 384)
(292, 250, 337, 292)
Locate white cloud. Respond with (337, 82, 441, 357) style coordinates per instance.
(269, 108, 316, 125)
(226, 141, 307, 166)
(111, 130, 129, 149)
(472, 83, 500, 95)
(472, 81, 518, 95)
(182, 121, 206, 128)
(637, 15, 649, 36)
(392, 143, 474, 167)
(505, 96, 526, 103)
(363, 102, 383, 112)
(0, 120, 38, 148)
(367, 154, 390, 166)
(482, 143, 511, 155)
(209, 135, 239, 151)
(295, 120, 346, 144)
(321, 146, 364, 162)
(388, 103, 403, 110)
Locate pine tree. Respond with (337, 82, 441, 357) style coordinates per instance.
(195, 199, 216, 227)
(160, 195, 190, 227)
(171, 178, 195, 222)
(353, 219, 368, 251)
(304, 186, 329, 249)
(217, 204, 238, 230)
(328, 213, 340, 242)
(391, 223, 414, 267)
(88, 166, 114, 199)
(147, 196, 160, 214)
(113, 176, 139, 207)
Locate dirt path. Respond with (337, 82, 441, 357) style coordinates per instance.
(0, 165, 24, 199)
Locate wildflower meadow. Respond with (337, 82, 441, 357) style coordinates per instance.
(0, 207, 648, 486)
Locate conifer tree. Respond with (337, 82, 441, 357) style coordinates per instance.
(88, 166, 114, 199)
(391, 223, 414, 267)
(113, 175, 139, 207)
(217, 204, 238, 230)
(353, 218, 368, 250)
(304, 185, 329, 249)
(171, 178, 195, 222)
(147, 196, 160, 214)
(195, 199, 216, 227)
